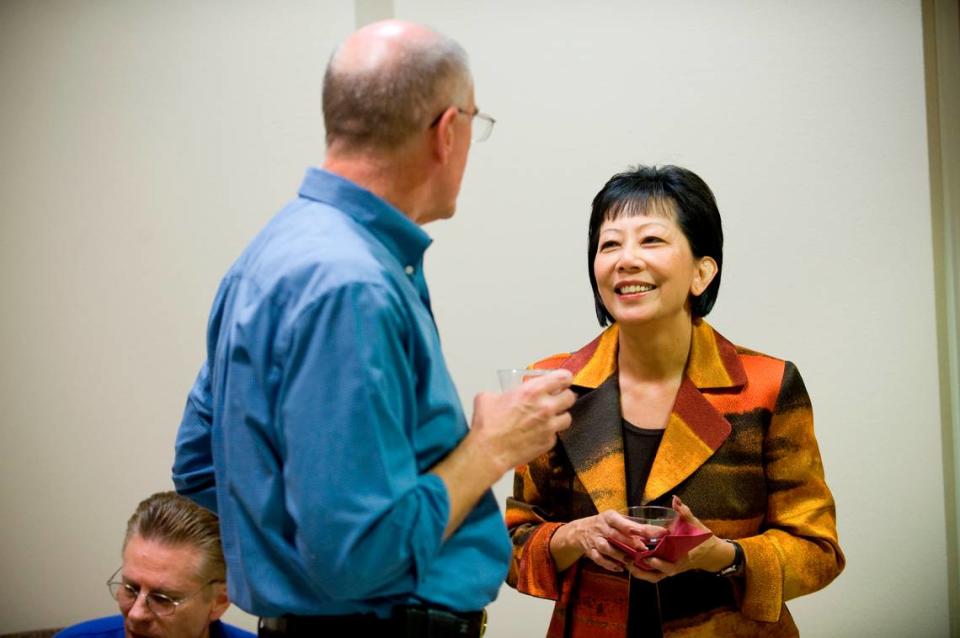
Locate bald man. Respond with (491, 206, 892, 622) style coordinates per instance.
(173, 20, 575, 637)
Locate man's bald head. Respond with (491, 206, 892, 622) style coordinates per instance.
(323, 20, 472, 153)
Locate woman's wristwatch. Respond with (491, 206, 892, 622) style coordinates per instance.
(715, 540, 744, 577)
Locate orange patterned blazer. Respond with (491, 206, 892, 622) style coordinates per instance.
(505, 320, 844, 637)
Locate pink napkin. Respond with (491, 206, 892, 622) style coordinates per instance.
(607, 517, 712, 568)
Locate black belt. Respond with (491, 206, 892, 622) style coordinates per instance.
(259, 606, 487, 638)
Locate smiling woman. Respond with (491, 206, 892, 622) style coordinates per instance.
(505, 165, 845, 637)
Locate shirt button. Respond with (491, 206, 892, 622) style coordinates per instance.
(404, 265, 415, 275)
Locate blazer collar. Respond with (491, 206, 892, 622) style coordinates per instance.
(553, 319, 746, 510)
(556, 319, 747, 390)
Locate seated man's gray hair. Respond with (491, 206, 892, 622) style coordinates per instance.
(124, 491, 226, 583)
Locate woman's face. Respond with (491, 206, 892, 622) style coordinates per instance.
(593, 206, 715, 327)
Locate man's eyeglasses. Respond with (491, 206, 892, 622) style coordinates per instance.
(106, 567, 221, 617)
(429, 106, 496, 142)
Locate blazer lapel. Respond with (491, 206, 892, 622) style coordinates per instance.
(642, 378, 732, 502)
(559, 374, 627, 514)
(643, 320, 746, 502)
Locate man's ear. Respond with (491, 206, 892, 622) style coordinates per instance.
(430, 106, 458, 163)
(207, 582, 230, 622)
(691, 256, 718, 297)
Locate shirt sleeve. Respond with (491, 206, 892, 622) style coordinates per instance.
(172, 362, 218, 513)
(738, 361, 845, 621)
(269, 279, 450, 601)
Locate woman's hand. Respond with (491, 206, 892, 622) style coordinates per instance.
(626, 495, 737, 582)
(550, 510, 669, 573)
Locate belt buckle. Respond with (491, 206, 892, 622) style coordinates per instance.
(479, 609, 487, 637)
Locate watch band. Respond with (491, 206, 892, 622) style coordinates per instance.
(716, 540, 744, 577)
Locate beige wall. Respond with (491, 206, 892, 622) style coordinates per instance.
(926, 0, 960, 631)
(0, 1, 951, 636)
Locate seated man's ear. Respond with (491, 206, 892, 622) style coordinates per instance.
(207, 582, 230, 622)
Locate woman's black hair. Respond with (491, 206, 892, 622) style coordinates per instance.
(588, 164, 724, 326)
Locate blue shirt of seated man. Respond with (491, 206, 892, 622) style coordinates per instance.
(55, 614, 253, 638)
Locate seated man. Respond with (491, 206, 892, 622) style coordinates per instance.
(57, 491, 253, 638)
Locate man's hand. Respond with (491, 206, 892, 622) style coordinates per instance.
(467, 370, 576, 477)
(430, 370, 575, 538)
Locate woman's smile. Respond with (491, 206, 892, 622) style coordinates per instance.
(615, 281, 657, 296)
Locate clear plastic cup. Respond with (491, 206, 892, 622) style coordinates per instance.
(496, 368, 560, 391)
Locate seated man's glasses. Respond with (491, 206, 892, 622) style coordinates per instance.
(106, 567, 221, 617)
(428, 106, 496, 142)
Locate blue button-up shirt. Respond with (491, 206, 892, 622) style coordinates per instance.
(173, 168, 511, 617)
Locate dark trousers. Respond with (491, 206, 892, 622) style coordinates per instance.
(259, 606, 486, 638)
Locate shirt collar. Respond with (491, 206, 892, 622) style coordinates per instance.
(298, 167, 433, 269)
